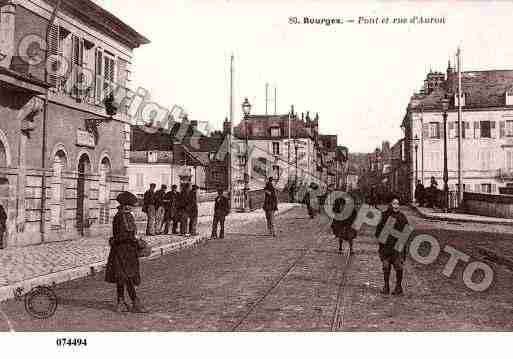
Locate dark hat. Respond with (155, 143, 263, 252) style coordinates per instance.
(116, 191, 138, 206)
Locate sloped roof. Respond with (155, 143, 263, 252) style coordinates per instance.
(49, 0, 150, 48)
(410, 70, 513, 111)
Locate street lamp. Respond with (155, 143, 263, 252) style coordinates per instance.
(414, 135, 420, 186)
(441, 96, 450, 212)
(241, 98, 251, 211)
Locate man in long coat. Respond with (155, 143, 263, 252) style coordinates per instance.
(375, 197, 409, 296)
(211, 188, 230, 239)
(143, 183, 156, 236)
(263, 177, 278, 237)
(162, 185, 179, 234)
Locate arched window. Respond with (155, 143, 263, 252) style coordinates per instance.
(98, 157, 111, 224)
(50, 150, 67, 227)
(0, 141, 7, 168)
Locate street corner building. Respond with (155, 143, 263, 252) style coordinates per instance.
(0, 0, 149, 248)
(400, 64, 513, 203)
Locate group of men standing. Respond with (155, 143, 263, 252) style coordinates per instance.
(143, 182, 199, 237)
(414, 177, 440, 208)
(142, 183, 231, 239)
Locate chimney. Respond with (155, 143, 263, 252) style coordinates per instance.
(0, 1, 16, 68)
(305, 111, 311, 122)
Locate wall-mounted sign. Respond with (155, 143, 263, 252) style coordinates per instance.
(76, 129, 95, 148)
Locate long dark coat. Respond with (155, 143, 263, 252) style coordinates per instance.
(263, 183, 278, 212)
(105, 209, 141, 286)
(375, 208, 409, 261)
(331, 198, 358, 239)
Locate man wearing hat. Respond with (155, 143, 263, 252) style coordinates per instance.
(105, 191, 148, 313)
(263, 177, 278, 237)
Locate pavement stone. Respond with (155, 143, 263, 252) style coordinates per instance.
(0, 204, 298, 302)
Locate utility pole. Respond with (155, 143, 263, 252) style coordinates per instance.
(457, 47, 463, 205)
(228, 54, 234, 206)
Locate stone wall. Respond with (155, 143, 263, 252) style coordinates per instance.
(463, 192, 513, 218)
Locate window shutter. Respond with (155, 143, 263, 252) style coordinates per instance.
(117, 58, 128, 87)
(491, 121, 497, 138)
(492, 184, 497, 194)
(475, 184, 480, 193)
(438, 123, 443, 139)
(47, 24, 61, 87)
(474, 122, 480, 139)
(449, 122, 455, 138)
(95, 48, 104, 104)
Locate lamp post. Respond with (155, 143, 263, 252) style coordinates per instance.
(241, 98, 252, 211)
(414, 135, 420, 186)
(441, 96, 450, 212)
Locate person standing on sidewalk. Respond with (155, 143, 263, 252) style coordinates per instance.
(211, 188, 230, 239)
(154, 184, 167, 234)
(143, 183, 156, 236)
(105, 191, 148, 313)
(178, 183, 191, 236)
(263, 177, 278, 237)
(162, 185, 179, 234)
(375, 197, 409, 296)
(415, 180, 425, 207)
(188, 185, 199, 236)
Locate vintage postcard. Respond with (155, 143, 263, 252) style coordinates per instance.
(0, 0, 511, 357)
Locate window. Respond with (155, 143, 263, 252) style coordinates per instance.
(161, 174, 169, 187)
(148, 151, 157, 163)
(272, 142, 280, 155)
(271, 127, 280, 137)
(95, 49, 116, 104)
(506, 121, 513, 137)
(209, 152, 216, 161)
(50, 151, 66, 227)
(480, 121, 491, 138)
(428, 122, 440, 139)
(479, 150, 494, 170)
(136, 173, 144, 188)
(481, 183, 492, 193)
(507, 150, 513, 171)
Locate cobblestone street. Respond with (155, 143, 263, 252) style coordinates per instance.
(1, 206, 513, 331)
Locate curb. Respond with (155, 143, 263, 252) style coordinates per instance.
(0, 235, 208, 303)
(0, 204, 299, 303)
(409, 205, 513, 226)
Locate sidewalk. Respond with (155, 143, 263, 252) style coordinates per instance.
(410, 204, 513, 226)
(0, 204, 298, 302)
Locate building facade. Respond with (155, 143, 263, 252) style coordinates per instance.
(403, 65, 513, 202)
(232, 109, 320, 196)
(0, 0, 148, 247)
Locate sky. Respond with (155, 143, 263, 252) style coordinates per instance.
(94, 0, 513, 153)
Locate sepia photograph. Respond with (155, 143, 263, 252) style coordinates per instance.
(0, 0, 512, 356)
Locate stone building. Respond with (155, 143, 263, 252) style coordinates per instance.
(0, 0, 148, 247)
(402, 64, 513, 202)
(232, 109, 320, 194)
